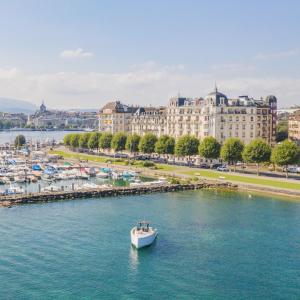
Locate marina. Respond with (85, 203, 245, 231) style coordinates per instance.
(0, 146, 155, 197)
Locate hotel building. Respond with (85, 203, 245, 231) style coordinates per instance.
(98, 88, 277, 145)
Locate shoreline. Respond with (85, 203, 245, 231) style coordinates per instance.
(1, 178, 300, 208)
(0, 181, 236, 207)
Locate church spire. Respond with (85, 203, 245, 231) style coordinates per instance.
(215, 82, 218, 93)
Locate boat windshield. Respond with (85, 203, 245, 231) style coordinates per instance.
(137, 221, 150, 232)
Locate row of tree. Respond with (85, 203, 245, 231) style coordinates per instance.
(64, 132, 300, 177)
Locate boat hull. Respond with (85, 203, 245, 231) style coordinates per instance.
(131, 227, 157, 249)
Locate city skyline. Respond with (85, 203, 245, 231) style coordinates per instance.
(0, 0, 300, 108)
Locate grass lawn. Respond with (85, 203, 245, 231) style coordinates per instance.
(49, 150, 110, 164)
(181, 169, 300, 191)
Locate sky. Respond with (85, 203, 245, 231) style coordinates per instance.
(0, 0, 300, 109)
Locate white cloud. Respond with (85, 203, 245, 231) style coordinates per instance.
(0, 63, 299, 109)
(60, 48, 94, 59)
(254, 49, 298, 60)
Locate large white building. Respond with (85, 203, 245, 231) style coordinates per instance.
(98, 88, 277, 145)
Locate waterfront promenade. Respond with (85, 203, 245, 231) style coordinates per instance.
(50, 148, 300, 199)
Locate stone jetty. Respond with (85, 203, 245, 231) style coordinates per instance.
(0, 181, 236, 207)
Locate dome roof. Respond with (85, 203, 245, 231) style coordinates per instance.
(207, 86, 227, 100)
(205, 86, 228, 106)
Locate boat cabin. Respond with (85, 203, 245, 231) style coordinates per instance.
(137, 221, 150, 232)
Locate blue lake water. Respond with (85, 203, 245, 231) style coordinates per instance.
(0, 130, 82, 144)
(0, 190, 299, 299)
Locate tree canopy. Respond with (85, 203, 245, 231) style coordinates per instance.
(139, 133, 158, 153)
(276, 121, 288, 143)
(69, 133, 80, 148)
(271, 139, 300, 178)
(175, 135, 199, 157)
(125, 134, 141, 153)
(14, 134, 26, 148)
(78, 133, 91, 149)
(242, 138, 271, 175)
(155, 135, 175, 155)
(99, 132, 113, 150)
(111, 132, 127, 152)
(88, 132, 101, 150)
(198, 136, 221, 160)
(63, 134, 72, 146)
(220, 138, 244, 170)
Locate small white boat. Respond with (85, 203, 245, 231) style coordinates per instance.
(111, 171, 121, 180)
(76, 172, 89, 180)
(41, 185, 61, 192)
(131, 221, 157, 249)
(96, 171, 109, 178)
(5, 184, 24, 195)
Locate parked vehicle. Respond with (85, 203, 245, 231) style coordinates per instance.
(212, 163, 223, 169)
(197, 163, 210, 169)
(217, 165, 229, 172)
(283, 166, 300, 173)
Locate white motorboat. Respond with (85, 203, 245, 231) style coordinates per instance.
(131, 221, 157, 249)
(41, 185, 61, 192)
(96, 171, 109, 178)
(5, 184, 24, 195)
(129, 178, 144, 187)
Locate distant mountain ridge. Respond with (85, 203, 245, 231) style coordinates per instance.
(0, 97, 37, 113)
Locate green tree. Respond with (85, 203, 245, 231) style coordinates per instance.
(220, 138, 244, 171)
(276, 120, 288, 142)
(88, 132, 101, 150)
(139, 133, 158, 153)
(14, 134, 26, 148)
(198, 137, 221, 165)
(111, 132, 127, 152)
(175, 135, 199, 165)
(63, 134, 72, 146)
(78, 133, 91, 149)
(125, 134, 141, 153)
(155, 135, 175, 155)
(271, 139, 300, 178)
(99, 132, 113, 150)
(69, 133, 80, 148)
(242, 138, 271, 175)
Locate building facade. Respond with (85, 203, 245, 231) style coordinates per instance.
(131, 107, 166, 136)
(28, 103, 99, 129)
(288, 110, 300, 146)
(98, 89, 277, 145)
(98, 101, 138, 133)
(0, 112, 28, 129)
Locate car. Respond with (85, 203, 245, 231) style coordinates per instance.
(283, 166, 299, 173)
(196, 163, 210, 169)
(217, 165, 229, 172)
(211, 163, 223, 169)
(153, 158, 167, 163)
(114, 153, 128, 159)
(133, 155, 150, 161)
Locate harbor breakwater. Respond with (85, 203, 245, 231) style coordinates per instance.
(0, 181, 237, 207)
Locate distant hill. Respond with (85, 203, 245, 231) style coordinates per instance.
(0, 97, 37, 114)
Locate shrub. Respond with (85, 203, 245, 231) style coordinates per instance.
(142, 161, 156, 167)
